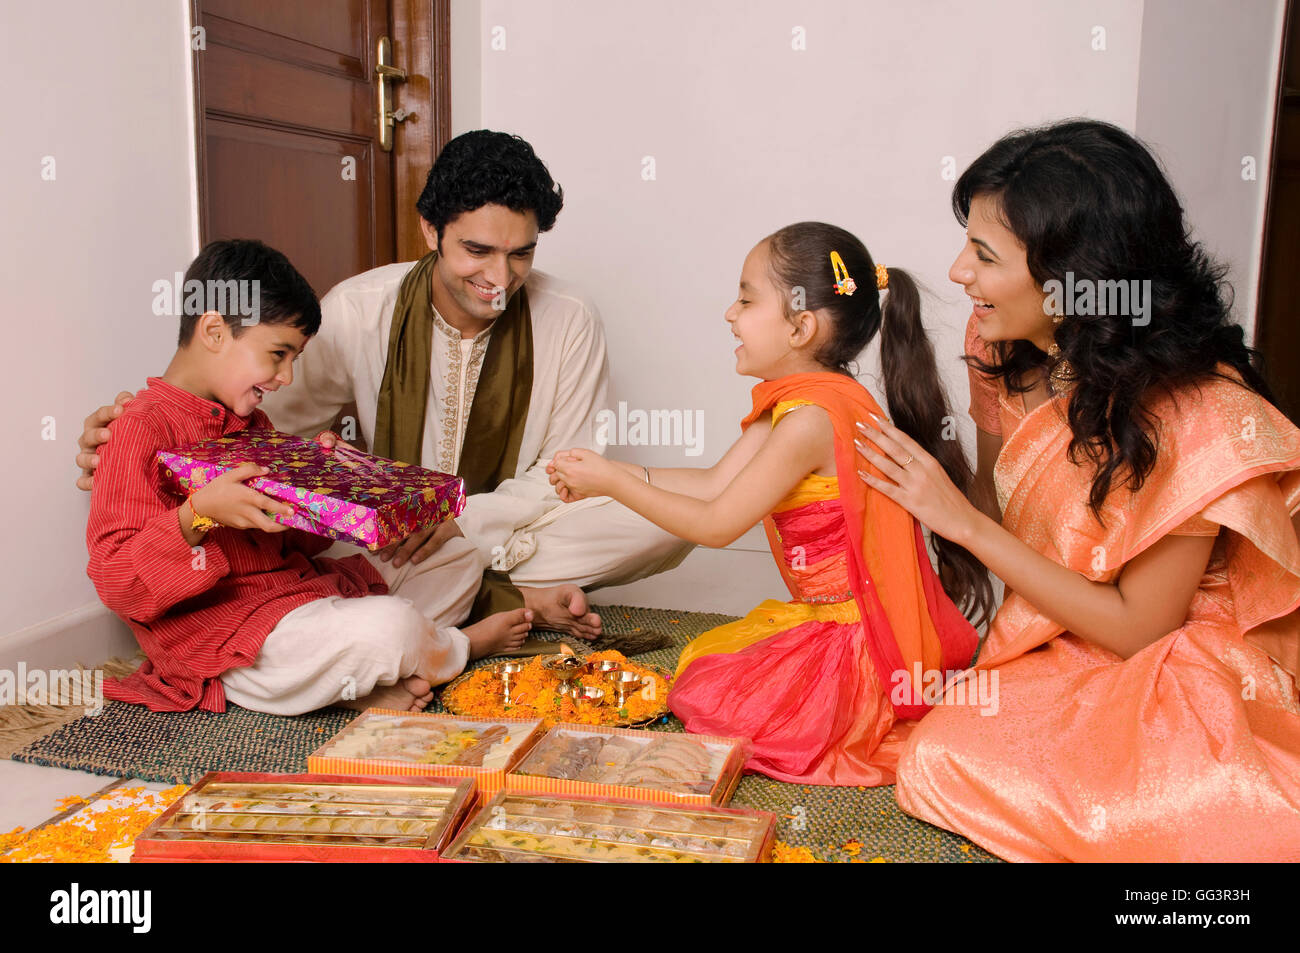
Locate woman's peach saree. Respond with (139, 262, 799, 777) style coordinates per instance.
(895, 370, 1300, 861)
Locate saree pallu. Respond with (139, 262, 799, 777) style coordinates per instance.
(895, 374, 1300, 861)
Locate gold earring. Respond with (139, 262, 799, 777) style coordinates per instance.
(1047, 316, 1075, 394)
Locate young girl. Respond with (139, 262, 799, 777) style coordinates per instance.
(548, 222, 991, 786)
(858, 120, 1300, 860)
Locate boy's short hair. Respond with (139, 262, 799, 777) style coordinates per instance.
(416, 130, 563, 241)
(177, 239, 321, 346)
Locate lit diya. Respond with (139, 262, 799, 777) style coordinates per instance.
(540, 654, 585, 693)
(494, 661, 525, 706)
(612, 670, 644, 707)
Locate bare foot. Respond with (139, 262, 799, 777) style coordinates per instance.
(465, 608, 534, 660)
(338, 676, 433, 712)
(518, 585, 603, 640)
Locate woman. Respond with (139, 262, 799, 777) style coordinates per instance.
(856, 119, 1300, 861)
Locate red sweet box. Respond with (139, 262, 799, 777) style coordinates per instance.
(131, 772, 476, 863)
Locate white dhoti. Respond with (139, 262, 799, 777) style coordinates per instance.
(219, 536, 482, 715)
(479, 496, 694, 591)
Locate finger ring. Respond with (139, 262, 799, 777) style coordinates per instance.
(899, 454, 915, 467)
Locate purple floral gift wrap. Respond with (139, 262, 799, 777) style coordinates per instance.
(157, 429, 466, 551)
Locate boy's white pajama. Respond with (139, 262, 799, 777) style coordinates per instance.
(219, 536, 482, 715)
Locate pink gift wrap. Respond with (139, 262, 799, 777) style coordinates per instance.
(157, 429, 466, 551)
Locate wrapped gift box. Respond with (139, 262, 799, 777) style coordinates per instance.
(443, 790, 776, 863)
(507, 723, 750, 806)
(132, 772, 476, 863)
(157, 428, 465, 551)
(308, 709, 545, 795)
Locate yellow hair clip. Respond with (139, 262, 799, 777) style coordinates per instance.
(830, 251, 856, 296)
(875, 263, 889, 290)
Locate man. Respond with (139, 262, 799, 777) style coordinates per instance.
(77, 130, 692, 639)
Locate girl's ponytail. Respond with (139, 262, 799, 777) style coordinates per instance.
(767, 223, 993, 627)
(880, 268, 994, 628)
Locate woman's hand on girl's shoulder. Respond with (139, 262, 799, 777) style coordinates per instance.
(854, 414, 982, 544)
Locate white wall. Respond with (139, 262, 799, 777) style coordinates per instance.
(1135, 0, 1286, 340)
(474, 0, 1147, 609)
(0, 0, 198, 642)
(450, 0, 483, 136)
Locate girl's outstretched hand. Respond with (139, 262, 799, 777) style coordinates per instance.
(545, 456, 583, 502)
(854, 414, 981, 545)
(549, 449, 619, 501)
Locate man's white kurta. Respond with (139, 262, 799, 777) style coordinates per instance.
(262, 263, 619, 572)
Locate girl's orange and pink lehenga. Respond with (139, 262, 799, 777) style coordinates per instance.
(895, 322, 1300, 861)
(668, 373, 978, 787)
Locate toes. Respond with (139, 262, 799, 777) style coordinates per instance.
(405, 676, 432, 693)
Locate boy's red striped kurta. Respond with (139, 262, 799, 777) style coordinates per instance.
(86, 377, 386, 712)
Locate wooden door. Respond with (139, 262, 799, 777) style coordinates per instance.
(191, 0, 450, 296)
(1257, 1, 1300, 422)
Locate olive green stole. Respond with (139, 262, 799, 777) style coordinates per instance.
(373, 251, 533, 618)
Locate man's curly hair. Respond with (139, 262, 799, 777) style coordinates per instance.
(416, 130, 563, 238)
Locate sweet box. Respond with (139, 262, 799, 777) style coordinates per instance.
(308, 709, 545, 795)
(131, 772, 476, 863)
(443, 790, 776, 863)
(507, 723, 750, 806)
(156, 428, 465, 551)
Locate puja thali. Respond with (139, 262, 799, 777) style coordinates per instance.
(441, 651, 673, 727)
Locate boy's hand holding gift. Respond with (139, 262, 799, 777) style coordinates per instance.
(183, 462, 295, 542)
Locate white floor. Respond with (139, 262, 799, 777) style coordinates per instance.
(0, 759, 177, 861)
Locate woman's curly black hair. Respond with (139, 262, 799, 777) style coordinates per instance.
(955, 119, 1274, 516)
(416, 130, 563, 238)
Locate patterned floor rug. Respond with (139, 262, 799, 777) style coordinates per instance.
(10, 604, 998, 862)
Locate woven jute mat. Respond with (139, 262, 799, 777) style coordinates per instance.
(9, 604, 996, 862)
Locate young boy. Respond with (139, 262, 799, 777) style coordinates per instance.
(87, 239, 532, 715)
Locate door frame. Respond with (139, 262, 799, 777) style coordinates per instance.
(188, 0, 451, 265)
(391, 0, 452, 262)
(1254, 0, 1295, 340)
